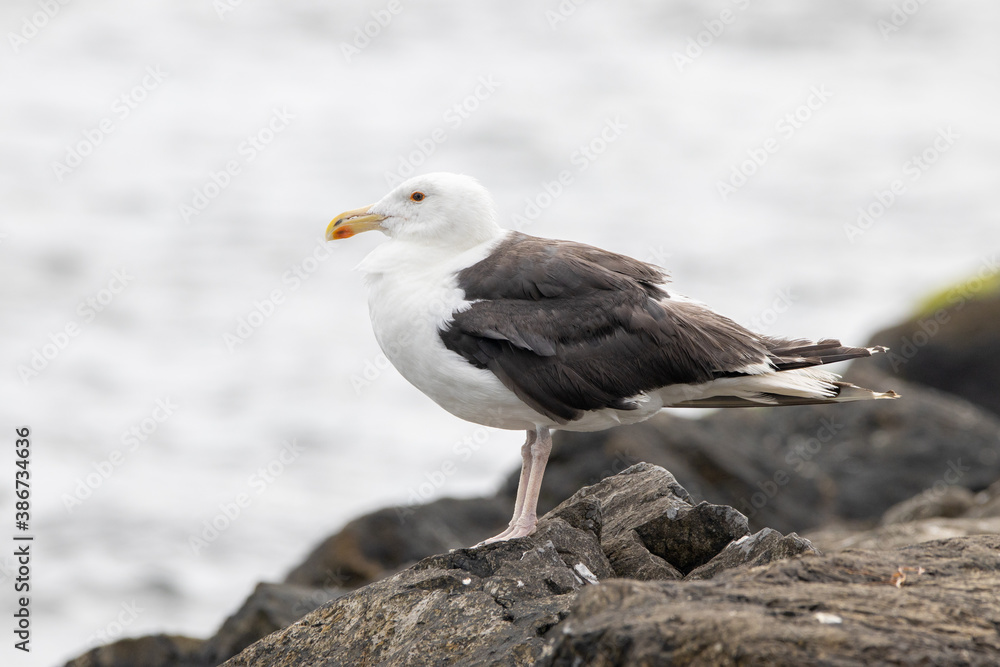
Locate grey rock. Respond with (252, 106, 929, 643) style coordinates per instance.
(540, 536, 1000, 666)
(284, 495, 510, 589)
(865, 283, 1000, 417)
(63, 635, 206, 667)
(806, 473, 1000, 552)
(223, 465, 828, 666)
(968, 478, 1000, 518)
(806, 516, 1000, 552)
(546, 463, 703, 580)
(686, 527, 819, 580)
(635, 501, 750, 574)
(63, 582, 345, 667)
(196, 582, 345, 664)
(879, 484, 976, 525)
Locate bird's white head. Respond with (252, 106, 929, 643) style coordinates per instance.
(327, 173, 504, 250)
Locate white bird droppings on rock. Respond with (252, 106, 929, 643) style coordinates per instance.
(574, 563, 600, 585)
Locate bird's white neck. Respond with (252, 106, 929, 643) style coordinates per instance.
(356, 229, 510, 278)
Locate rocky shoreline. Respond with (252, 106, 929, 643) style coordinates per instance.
(67, 454, 1000, 666)
(224, 464, 1000, 666)
(66, 281, 1000, 666)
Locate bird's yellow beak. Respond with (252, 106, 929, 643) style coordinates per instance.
(326, 205, 386, 241)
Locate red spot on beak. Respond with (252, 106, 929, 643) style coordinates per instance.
(332, 228, 355, 240)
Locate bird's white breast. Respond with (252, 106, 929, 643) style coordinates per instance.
(356, 233, 668, 433)
(357, 234, 543, 430)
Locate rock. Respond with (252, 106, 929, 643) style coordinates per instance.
(541, 536, 1000, 666)
(196, 582, 345, 664)
(634, 502, 749, 574)
(284, 495, 510, 589)
(63, 635, 205, 667)
(865, 274, 1000, 416)
(968, 479, 1000, 518)
(806, 473, 1000, 552)
(806, 517, 1000, 552)
(223, 465, 818, 666)
(223, 464, 1000, 666)
(686, 528, 819, 580)
(879, 484, 976, 525)
(502, 374, 1000, 534)
(65, 582, 346, 666)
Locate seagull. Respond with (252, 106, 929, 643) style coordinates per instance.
(326, 173, 897, 544)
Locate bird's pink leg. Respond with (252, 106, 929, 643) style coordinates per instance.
(478, 427, 551, 545)
(504, 426, 551, 539)
(478, 430, 535, 545)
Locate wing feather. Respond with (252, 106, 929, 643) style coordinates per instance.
(439, 233, 769, 423)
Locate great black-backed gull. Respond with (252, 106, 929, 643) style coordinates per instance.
(326, 173, 897, 544)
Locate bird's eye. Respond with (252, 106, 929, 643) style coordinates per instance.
(410, 191, 425, 202)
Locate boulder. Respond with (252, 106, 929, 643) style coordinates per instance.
(223, 465, 1000, 666)
(806, 516, 1000, 552)
(284, 495, 510, 589)
(64, 583, 345, 667)
(864, 271, 1000, 416)
(879, 484, 976, 525)
(541, 536, 1000, 666)
(686, 528, 818, 580)
(196, 582, 344, 664)
(63, 635, 205, 667)
(223, 464, 819, 666)
(806, 472, 1000, 552)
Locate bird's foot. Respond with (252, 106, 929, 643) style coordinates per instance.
(475, 517, 537, 546)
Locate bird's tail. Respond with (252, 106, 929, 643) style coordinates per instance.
(665, 339, 899, 408)
(764, 337, 888, 371)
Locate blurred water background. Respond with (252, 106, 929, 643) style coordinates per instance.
(1, 0, 998, 664)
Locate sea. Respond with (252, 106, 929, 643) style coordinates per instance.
(1, 1, 998, 664)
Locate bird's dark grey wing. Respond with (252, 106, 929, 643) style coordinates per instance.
(438, 233, 770, 423)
